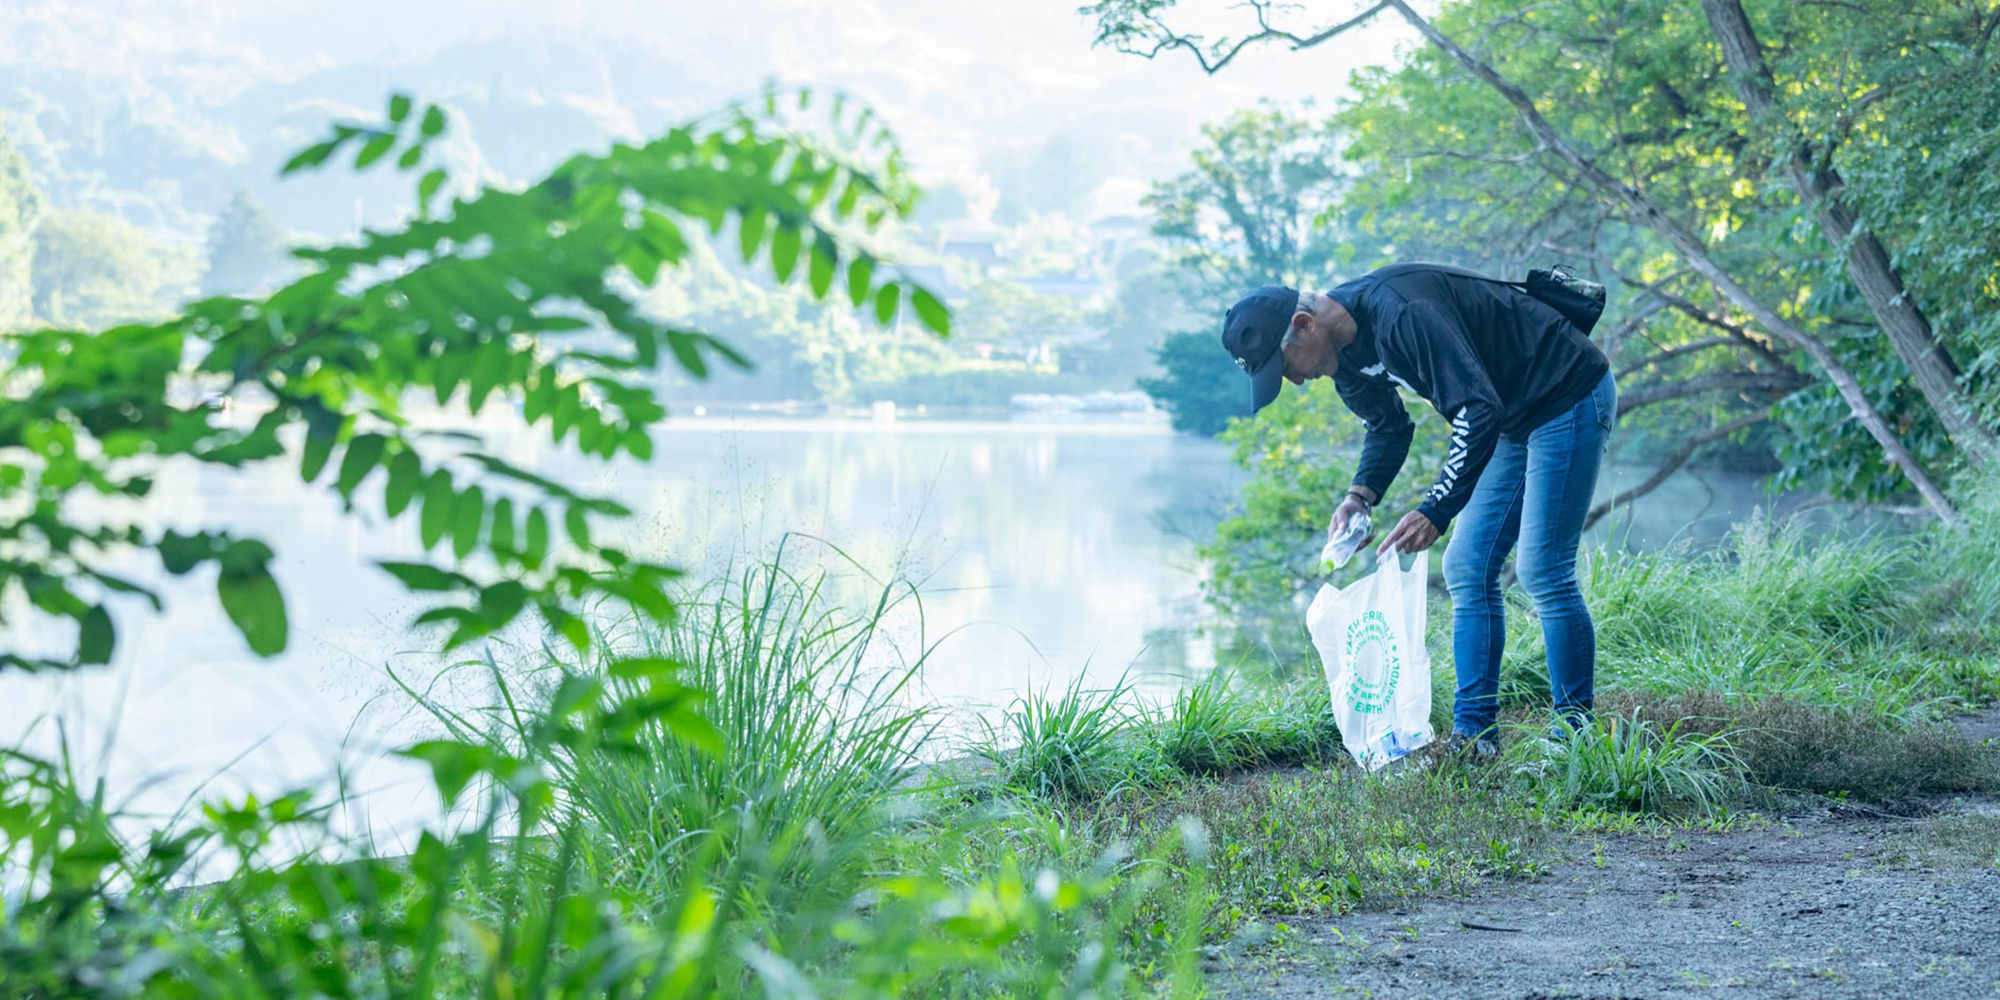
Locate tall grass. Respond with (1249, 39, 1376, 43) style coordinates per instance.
(1504, 710, 1747, 816)
(1543, 513, 2000, 719)
(1, 558, 1213, 999)
(1151, 670, 1262, 775)
(434, 561, 933, 922)
(972, 673, 1159, 800)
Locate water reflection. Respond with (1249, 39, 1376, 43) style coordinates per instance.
(0, 412, 1910, 849)
(0, 414, 1240, 847)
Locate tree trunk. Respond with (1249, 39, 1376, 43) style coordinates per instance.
(1699, 0, 1996, 468)
(1381, 0, 1958, 526)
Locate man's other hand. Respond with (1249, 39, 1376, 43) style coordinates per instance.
(1377, 510, 1441, 555)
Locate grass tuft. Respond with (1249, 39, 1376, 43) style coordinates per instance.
(971, 673, 1161, 800)
(1151, 671, 1263, 775)
(1503, 710, 1746, 816)
(428, 559, 933, 921)
(1608, 691, 2000, 803)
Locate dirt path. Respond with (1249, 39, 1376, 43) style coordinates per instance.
(1211, 710, 2000, 999)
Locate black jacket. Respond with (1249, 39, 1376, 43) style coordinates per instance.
(1327, 263, 1610, 529)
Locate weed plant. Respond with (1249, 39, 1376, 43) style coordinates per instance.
(972, 673, 1163, 800)
(1497, 514, 2000, 719)
(422, 562, 932, 923)
(1503, 710, 1747, 816)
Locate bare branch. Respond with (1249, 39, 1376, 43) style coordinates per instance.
(1396, 146, 1544, 166)
(1555, 246, 1806, 380)
(1583, 405, 1780, 532)
(1097, 1, 1391, 75)
(1286, 1, 1395, 51)
(1617, 371, 1811, 416)
(1613, 336, 1740, 378)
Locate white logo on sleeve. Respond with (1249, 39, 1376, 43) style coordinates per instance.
(1426, 408, 1473, 504)
(1360, 362, 1416, 393)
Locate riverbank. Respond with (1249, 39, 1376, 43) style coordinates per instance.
(5, 509, 1999, 996)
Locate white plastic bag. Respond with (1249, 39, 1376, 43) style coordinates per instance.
(1306, 551, 1434, 770)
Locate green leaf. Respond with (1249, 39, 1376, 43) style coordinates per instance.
(807, 232, 837, 298)
(218, 565, 288, 657)
(665, 706, 725, 755)
(334, 433, 387, 497)
(910, 286, 951, 336)
(219, 539, 276, 575)
(159, 531, 220, 574)
(397, 146, 422, 170)
(770, 223, 802, 282)
(384, 449, 422, 517)
(873, 282, 901, 326)
(451, 485, 484, 560)
(280, 140, 340, 176)
(525, 508, 550, 569)
(564, 505, 591, 549)
(298, 405, 342, 484)
(666, 332, 709, 379)
(420, 472, 454, 551)
(78, 605, 115, 666)
(400, 741, 492, 807)
(355, 133, 397, 169)
(378, 562, 473, 592)
(421, 105, 447, 137)
(737, 210, 767, 262)
(419, 169, 446, 207)
(846, 256, 875, 307)
(490, 497, 516, 558)
(388, 94, 413, 124)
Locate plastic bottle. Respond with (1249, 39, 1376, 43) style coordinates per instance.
(1320, 509, 1373, 572)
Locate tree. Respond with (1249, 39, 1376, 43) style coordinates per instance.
(1144, 104, 1353, 304)
(956, 279, 1084, 356)
(1135, 103, 1368, 435)
(1138, 330, 1246, 435)
(1072, 256, 1196, 386)
(1085, 0, 2000, 521)
(200, 189, 291, 296)
(0, 120, 38, 330)
(0, 90, 949, 672)
(29, 209, 194, 328)
(1697, 0, 1996, 468)
(988, 133, 1105, 224)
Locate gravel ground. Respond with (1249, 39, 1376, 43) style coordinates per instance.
(1208, 707, 2000, 999)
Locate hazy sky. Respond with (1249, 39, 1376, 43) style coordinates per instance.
(9, 0, 1415, 212)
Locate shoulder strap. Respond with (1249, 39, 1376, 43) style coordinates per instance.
(1370, 260, 1527, 289)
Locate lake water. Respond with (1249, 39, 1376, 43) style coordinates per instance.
(0, 410, 1908, 851)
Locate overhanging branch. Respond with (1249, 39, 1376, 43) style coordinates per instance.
(1582, 404, 1781, 533)
(1086, 0, 1391, 75)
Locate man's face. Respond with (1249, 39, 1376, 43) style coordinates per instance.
(1280, 305, 1339, 385)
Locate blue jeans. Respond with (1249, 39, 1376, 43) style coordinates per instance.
(1442, 370, 1616, 738)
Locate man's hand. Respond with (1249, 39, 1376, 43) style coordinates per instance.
(1329, 494, 1375, 543)
(1376, 510, 1441, 556)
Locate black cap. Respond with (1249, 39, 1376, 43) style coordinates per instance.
(1221, 284, 1300, 412)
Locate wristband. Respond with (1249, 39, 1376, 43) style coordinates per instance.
(1345, 489, 1375, 508)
